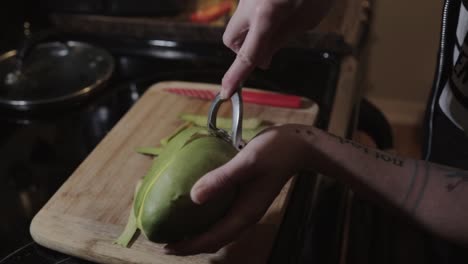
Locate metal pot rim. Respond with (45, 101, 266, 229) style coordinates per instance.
(0, 41, 115, 111)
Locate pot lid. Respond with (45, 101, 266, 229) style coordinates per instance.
(0, 41, 114, 110)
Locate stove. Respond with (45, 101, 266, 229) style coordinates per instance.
(0, 31, 344, 263)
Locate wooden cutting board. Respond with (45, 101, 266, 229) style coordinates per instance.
(30, 81, 319, 264)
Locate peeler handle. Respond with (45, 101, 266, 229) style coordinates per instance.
(208, 90, 244, 150)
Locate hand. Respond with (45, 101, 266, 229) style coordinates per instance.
(164, 125, 310, 255)
(221, 0, 334, 98)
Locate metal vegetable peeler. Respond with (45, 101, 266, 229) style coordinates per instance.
(207, 88, 245, 150)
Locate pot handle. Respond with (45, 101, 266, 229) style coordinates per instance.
(15, 29, 65, 72)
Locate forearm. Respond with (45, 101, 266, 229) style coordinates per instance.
(286, 124, 468, 245)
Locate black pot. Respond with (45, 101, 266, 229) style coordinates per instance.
(0, 34, 114, 111)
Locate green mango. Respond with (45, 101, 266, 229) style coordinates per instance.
(115, 115, 268, 247)
(115, 124, 238, 246)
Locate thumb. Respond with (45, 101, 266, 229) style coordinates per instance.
(191, 153, 254, 204)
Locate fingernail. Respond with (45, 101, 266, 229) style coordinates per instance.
(163, 244, 174, 254)
(163, 248, 175, 255)
(232, 40, 242, 52)
(221, 75, 233, 99)
(191, 182, 206, 204)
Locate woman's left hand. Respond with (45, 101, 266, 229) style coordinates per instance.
(164, 125, 311, 255)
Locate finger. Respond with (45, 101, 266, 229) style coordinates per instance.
(191, 150, 257, 204)
(165, 179, 276, 255)
(220, 53, 255, 98)
(221, 5, 280, 98)
(222, 1, 249, 53)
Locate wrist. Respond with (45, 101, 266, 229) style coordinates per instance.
(274, 124, 319, 172)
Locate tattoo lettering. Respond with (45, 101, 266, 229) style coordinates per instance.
(375, 152, 405, 167)
(295, 128, 316, 137)
(329, 134, 405, 167)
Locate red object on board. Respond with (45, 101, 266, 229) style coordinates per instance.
(165, 87, 302, 108)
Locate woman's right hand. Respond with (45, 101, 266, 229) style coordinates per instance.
(221, 0, 334, 98)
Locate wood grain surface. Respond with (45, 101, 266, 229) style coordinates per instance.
(30, 81, 319, 264)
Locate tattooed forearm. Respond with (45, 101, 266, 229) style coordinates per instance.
(294, 128, 316, 137)
(402, 160, 418, 204)
(445, 170, 468, 191)
(402, 162, 468, 214)
(375, 152, 405, 166)
(328, 133, 405, 167)
(412, 161, 430, 213)
(400, 161, 431, 213)
(432, 165, 468, 192)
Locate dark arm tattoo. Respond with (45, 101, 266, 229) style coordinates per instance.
(398, 160, 431, 213)
(402, 160, 418, 204)
(412, 161, 431, 213)
(310, 129, 468, 214)
(327, 133, 405, 167)
(433, 165, 468, 192)
(324, 132, 432, 212)
(445, 170, 468, 191)
(407, 163, 468, 213)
